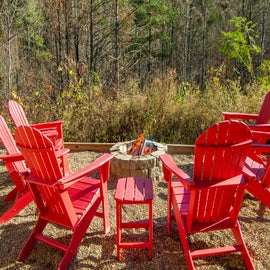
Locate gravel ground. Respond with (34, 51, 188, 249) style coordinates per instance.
(0, 151, 269, 270)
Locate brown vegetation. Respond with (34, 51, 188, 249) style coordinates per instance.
(1, 78, 268, 146)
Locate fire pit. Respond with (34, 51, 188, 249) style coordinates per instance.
(110, 134, 167, 180)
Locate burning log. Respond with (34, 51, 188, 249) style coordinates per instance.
(128, 133, 157, 156)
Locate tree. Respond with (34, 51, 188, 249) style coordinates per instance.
(127, 0, 175, 88)
(259, 0, 269, 64)
(114, 0, 119, 86)
(1, 0, 22, 97)
(220, 16, 261, 82)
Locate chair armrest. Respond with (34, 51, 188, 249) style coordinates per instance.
(24, 173, 56, 187)
(24, 154, 113, 189)
(244, 157, 265, 180)
(159, 154, 194, 189)
(248, 126, 270, 145)
(242, 163, 259, 184)
(251, 130, 270, 140)
(248, 135, 270, 163)
(222, 111, 258, 121)
(0, 152, 24, 163)
(55, 148, 70, 158)
(250, 143, 270, 153)
(58, 153, 113, 189)
(248, 124, 270, 131)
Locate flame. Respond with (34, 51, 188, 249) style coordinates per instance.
(129, 133, 144, 156)
(128, 133, 156, 156)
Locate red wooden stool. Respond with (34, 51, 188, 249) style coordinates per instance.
(114, 177, 154, 260)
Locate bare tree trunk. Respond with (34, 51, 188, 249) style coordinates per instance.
(183, 0, 192, 83)
(56, 1, 64, 94)
(148, 27, 152, 76)
(63, 0, 71, 85)
(200, 0, 207, 92)
(4, 0, 17, 98)
(72, 0, 80, 65)
(88, 0, 93, 98)
(7, 18, 12, 97)
(114, 0, 119, 86)
(259, 0, 269, 64)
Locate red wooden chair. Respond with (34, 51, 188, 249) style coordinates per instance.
(0, 116, 32, 224)
(8, 99, 69, 174)
(14, 125, 113, 270)
(8, 99, 65, 150)
(160, 120, 255, 269)
(0, 116, 69, 224)
(222, 91, 270, 143)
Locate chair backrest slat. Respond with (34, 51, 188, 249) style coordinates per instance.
(0, 116, 19, 154)
(8, 100, 30, 127)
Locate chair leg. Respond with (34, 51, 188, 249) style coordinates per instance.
(101, 183, 110, 234)
(0, 191, 32, 225)
(172, 198, 195, 270)
(4, 188, 18, 201)
(247, 182, 270, 208)
(116, 201, 122, 260)
(149, 201, 153, 260)
(231, 222, 255, 270)
(167, 188, 173, 234)
(59, 199, 101, 270)
(19, 217, 48, 261)
(61, 155, 69, 176)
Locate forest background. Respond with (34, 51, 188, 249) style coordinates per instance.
(1, 0, 270, 144)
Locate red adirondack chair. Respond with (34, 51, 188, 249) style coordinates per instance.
(8, 99, 69, 174)
(8, 99, 65, 150)
(222, 91, 270, 143)
(160, 120, 255, 270)
(0, 116, 32, 224)
(0, 116, 69, 224)
(14, 125, 113, 270)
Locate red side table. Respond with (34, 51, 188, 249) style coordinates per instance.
(114, 177, 154, 260)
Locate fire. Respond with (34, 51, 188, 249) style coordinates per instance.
(128, 133, 157, 156)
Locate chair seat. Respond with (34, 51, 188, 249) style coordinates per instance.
(68, 178, 101, 215)
(115, 177, 153, 203)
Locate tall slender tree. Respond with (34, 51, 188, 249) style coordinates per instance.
(259, 0, 269, 64)
(200, 0, 207, 91)
(114, 0, 119, 86)
(1, 0, 20, 97)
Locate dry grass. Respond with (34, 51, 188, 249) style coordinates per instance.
(0, 151, 269, 270)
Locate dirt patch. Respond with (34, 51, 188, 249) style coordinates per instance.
(0, 151, 269, 269)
